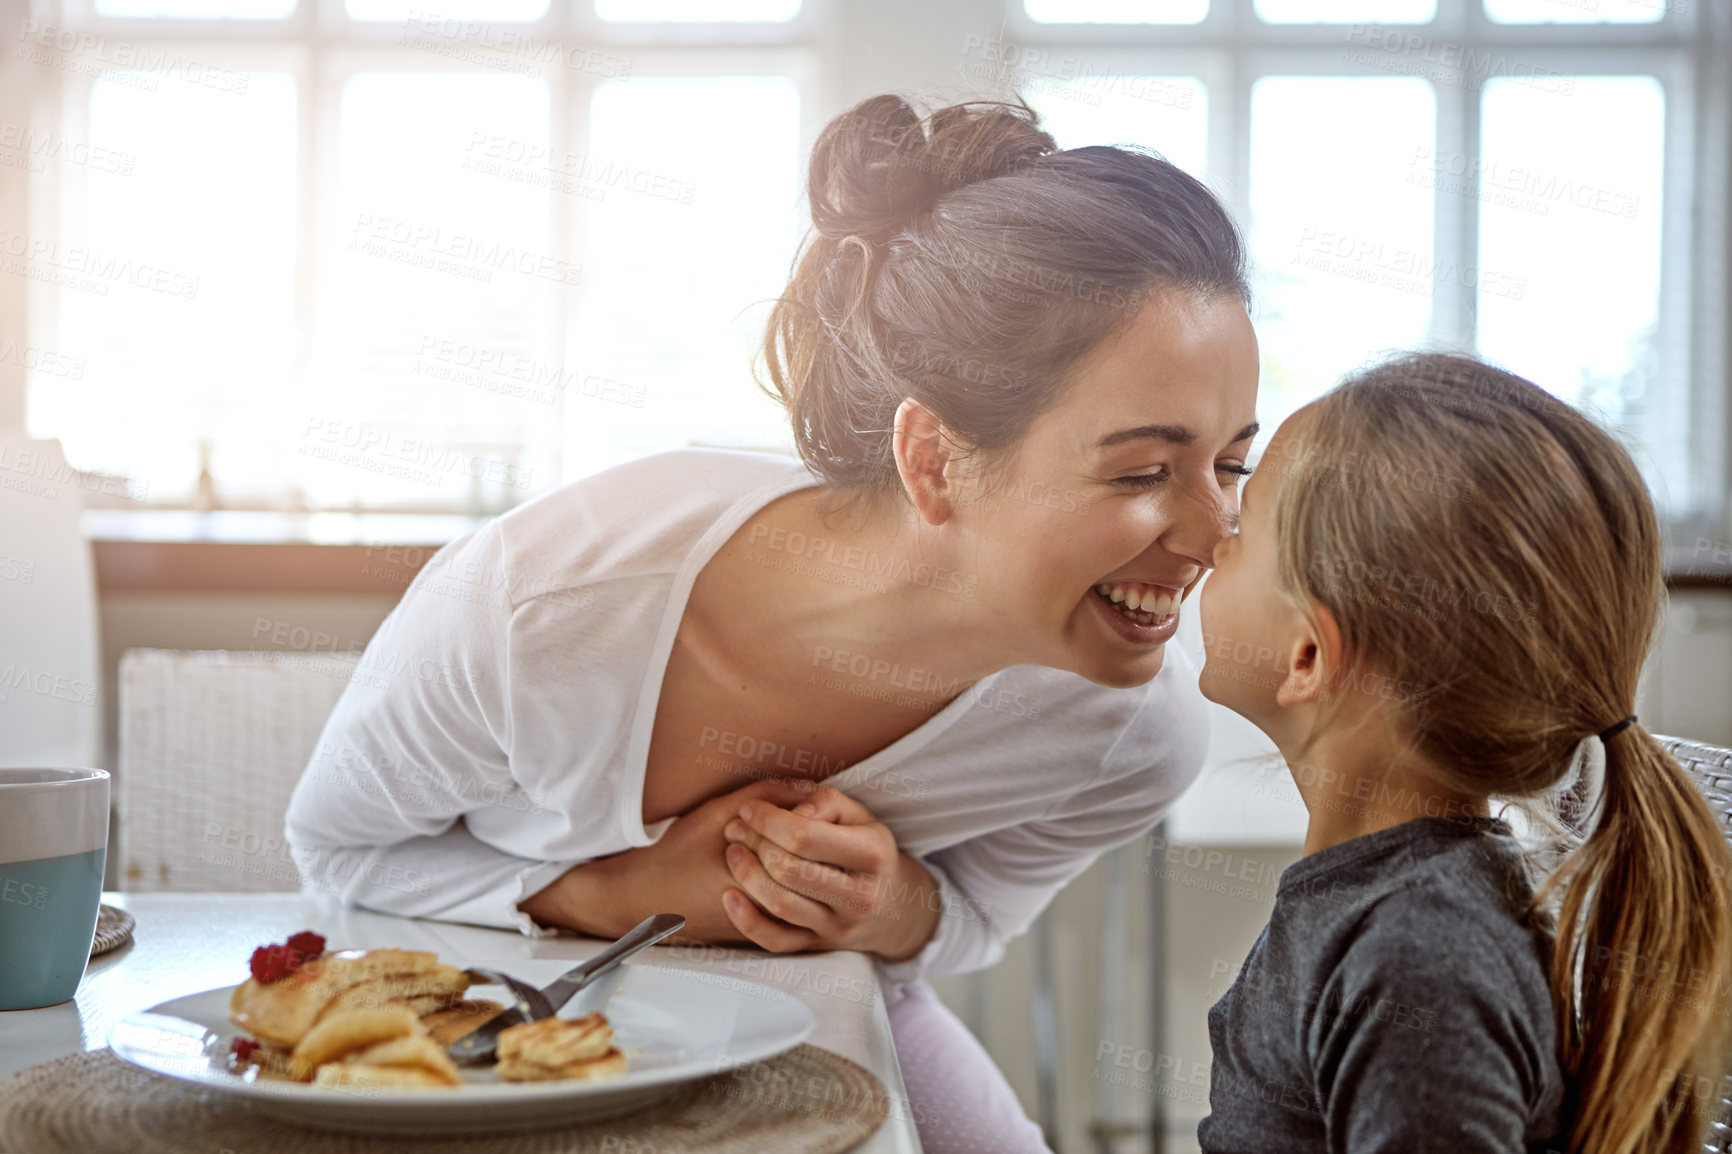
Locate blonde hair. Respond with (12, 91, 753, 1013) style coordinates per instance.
(1266, 352, 1732, 1154)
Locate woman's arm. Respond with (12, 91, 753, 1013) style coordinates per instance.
(515, 775, 825, 942)
(719, 785, 944, 961)
(283, 522, 581, 935)
(720, 729, 1201, 982)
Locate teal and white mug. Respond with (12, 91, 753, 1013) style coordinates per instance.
(0, 768, 110, 1011)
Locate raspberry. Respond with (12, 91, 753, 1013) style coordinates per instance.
(248, 930, 327, 984)
(229, 1037, 260, 1065)
(249, 944, 296, 983)
(285, 930, 326, 961)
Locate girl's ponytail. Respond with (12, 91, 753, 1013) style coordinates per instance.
(1543, 726, 1732, 1154)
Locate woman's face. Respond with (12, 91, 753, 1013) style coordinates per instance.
(954, 289, 1259, 689)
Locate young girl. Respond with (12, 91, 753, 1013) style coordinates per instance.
(1195, 352, 1732, 1154)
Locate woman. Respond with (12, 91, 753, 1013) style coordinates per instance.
(284, 92, 1259, 1153)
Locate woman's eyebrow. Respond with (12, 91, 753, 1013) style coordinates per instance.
(1095, 421, 1260, 450)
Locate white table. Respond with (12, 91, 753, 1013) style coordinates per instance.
(0, 892, 921, 1153)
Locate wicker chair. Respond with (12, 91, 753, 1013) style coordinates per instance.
(1657, 735, 1732, 1154)
(116, 648, 360, 893)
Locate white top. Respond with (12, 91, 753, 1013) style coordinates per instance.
(283, 448, 1210, 991)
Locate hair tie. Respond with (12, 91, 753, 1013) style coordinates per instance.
(1597, 715, 1637, 743)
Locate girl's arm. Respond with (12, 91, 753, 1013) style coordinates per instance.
(1311, 897, 1562, 1153)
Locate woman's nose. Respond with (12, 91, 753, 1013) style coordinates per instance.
(1164, 477, 1238, 564)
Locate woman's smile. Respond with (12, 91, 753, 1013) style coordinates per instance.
(1093, 580, 1182, 621)
(1086, 580, 1185, 646)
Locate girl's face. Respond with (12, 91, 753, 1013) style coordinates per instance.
(954, 290, 1260, 689)
(1196, 416, 1309, 726)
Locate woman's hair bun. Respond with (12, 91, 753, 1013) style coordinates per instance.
(807, 94, 1057, 244)
(762, 90, 1247, 492)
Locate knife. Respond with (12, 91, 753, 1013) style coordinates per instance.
(447, 913, 685, 1067)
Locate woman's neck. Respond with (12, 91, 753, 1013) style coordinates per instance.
(697, 485, 1011, 702)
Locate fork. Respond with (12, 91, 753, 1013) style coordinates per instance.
(448, 913, 685, 1066)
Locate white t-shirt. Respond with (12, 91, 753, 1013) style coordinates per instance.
(283, 448, 1210, 989)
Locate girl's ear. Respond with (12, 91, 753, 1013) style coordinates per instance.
(1275, 603, 1345, 709)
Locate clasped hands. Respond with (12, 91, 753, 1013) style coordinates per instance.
(521, 777, 943, 962)
(717, 779, 940, 963)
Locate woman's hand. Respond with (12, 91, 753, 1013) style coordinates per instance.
(518, 776, 817, 944)
(720, 785, 943, 962)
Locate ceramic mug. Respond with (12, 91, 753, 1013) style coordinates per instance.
(0, 767, 110, 1011)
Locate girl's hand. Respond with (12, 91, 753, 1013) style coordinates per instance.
(720, 785, 942, 962)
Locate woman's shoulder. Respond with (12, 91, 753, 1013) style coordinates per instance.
(986, 643, 1204, 723)
(473, 448, 813, 609)
(503, 448, 810, 531)
(983, 645, 1210, 783)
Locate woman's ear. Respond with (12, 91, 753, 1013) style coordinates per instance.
(892, 398, 961, 526)
(1275, 603, 1345, 709)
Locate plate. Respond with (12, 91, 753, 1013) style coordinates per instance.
(107, 959, 817, 1134)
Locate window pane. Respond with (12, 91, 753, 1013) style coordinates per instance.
(1022, 77, 1208, 177)
(595, 0, 801, 20)
(1485, 0, 1664, 23)
(304, 73, 556, 513)
(1248, 77, 1436, 435)
(1257, 0, 1433, 21)
(29, 72, 297, 506)
(349, 0, 548, 18)
(1475, 77, 1663, 418)
(1024, 0, 1208, 25)
(567, 77, 801, 475)
(93, 0, 294, 15)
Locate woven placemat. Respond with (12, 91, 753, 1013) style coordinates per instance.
(0, 1043, 888, 1154)
(89, 904, 135, 957)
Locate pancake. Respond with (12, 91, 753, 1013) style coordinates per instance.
(227, 948, 462, 1048)
(226, 942, 626, 1088)
(419, 1000, 510, 1047)
(496, 1046, 629, 1083)
(288, 1004, 420, 1080)
(340, 1032, 463, 1085)
(314, 1063, 453, 1089)
(495, 1013, 627, 1083)
(316, 964, 471, 1022)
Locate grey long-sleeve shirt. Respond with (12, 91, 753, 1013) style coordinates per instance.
(1198, 815, 1568, 1154)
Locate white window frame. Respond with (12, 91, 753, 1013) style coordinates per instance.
(1006, 0, 1727, 532)
(11, 0, 1727, 532)
(17, 0, 827, 513)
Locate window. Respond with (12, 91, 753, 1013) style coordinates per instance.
(1474, 77, 1664, 424)
(1024, 0, 1208, 24)
(1247, 77, 1437, 423)
(11, 0, 1722, 530)
(17, 0, 811, 513)
(1008, 0, 1717, 525)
